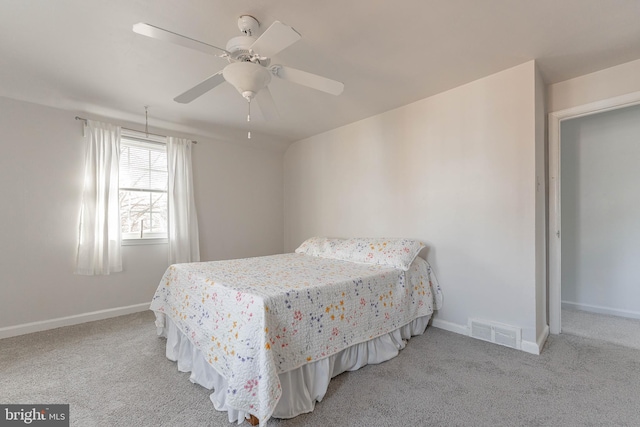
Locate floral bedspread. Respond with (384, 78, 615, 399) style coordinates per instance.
(150, 253, 442, 424)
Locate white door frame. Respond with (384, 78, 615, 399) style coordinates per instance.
(548, 90, 640, 334)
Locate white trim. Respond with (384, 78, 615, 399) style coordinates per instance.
(562, 301, 640, 321)
(431, 318, 469, 336)
(548, 90, 640, 335)
(548, 112, 561, 334)
(0, 303, 149, 339)
(521, 325, 549, 355)
(122, 237, 168, 246)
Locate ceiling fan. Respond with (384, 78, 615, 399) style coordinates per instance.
(133, 15, 344, 124)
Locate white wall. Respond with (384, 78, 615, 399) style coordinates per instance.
(284, 61, 545, 348)
(0, 96, 284, 332)
(193, 131, 284, 262)
(560, 104, 640, 318)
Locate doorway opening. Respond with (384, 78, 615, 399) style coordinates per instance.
(548, 90, 640, 336)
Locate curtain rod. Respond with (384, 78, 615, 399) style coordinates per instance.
(75, 116, 197, 144)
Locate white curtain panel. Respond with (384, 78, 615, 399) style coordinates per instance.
(167, 137, 200, 264)
(75, 120, 122, 275)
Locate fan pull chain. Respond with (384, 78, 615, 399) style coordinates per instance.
(144, 105, 149, 138)
(247, 98, 251, 139)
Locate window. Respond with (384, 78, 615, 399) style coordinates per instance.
(119, 131, 168, 243)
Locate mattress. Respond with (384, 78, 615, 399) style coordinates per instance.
(150, 252, 442, 425)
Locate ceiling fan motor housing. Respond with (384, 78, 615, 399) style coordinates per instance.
(226, 36, 255, 59)
(225, 35, 271, 66)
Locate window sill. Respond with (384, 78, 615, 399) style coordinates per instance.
(122, 238, 168, 246)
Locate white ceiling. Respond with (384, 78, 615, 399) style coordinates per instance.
(1, 0, 640, 146)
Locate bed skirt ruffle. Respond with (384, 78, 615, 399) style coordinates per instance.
(155, 312, 432, 424)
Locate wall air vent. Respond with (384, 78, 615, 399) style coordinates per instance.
(468, 319, 522, 350)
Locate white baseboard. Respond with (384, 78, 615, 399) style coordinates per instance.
(431, 318, 469, 336)
(432, 318, 549, 355)
(0, 303, 150, 339)
(562, 301, 640, 320)
(521, 324, 549, 355)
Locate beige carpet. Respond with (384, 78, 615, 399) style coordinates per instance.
(2, 311, 640, 426)
(561, 308, 640, 350)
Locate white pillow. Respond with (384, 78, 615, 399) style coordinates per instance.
(294, 236, 330, 257)
(295, 237, 425, 271)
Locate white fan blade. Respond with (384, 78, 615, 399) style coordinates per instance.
(255, 87, 279, 121)
(133, 23, 229, 57)
(272, 65, 344, 96)
(174, 71, 225, 104)
(250, 21, 301, 58)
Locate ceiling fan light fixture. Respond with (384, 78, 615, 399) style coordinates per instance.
(223, 62, 272, 100)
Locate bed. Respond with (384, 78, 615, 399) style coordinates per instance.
(150, 237, 442, 426)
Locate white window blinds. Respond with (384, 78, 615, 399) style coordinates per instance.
(119, 136, 168, 240)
